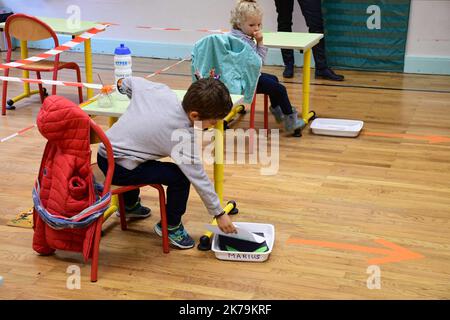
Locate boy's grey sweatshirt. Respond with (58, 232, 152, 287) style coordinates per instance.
(98, 77, 222, 217)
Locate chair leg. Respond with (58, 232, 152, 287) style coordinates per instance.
(2, 69, 10, 115)
(52, 68, 58, 96)
(264, 94, 269, 135)
(249, 95, 257, 152)
(74, 65, 83, 103)
(36, 72, 45, 103)
(154, 185, 170, 253)
(90, 217, 103, 282)
(117, 194, 128, 231)
(249, 95, 256, 131)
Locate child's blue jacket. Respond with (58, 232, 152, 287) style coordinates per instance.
(191, 34, 262, 104)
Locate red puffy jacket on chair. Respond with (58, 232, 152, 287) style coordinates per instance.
(33, 95, 97, 261)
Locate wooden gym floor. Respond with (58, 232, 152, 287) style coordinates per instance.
(0, 50, 449, 299)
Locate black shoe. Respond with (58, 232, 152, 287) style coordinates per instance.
(116, 198, 151, 219)
(315, 68, 344, 81)
(283, 65, 294, 78)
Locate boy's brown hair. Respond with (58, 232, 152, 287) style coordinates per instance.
(182, 78, 233, 120)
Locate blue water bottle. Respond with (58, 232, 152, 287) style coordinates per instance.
(114, 44, 132, 99)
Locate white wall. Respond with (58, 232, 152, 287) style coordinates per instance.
(406, 0, 450, 57)
(1, 0, 449, 72)
(0, 0, 306, 46)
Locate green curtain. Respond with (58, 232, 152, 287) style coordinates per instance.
(322, 0, 411, 72)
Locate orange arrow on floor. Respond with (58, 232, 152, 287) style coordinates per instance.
(362, 131, 450, 144)
(287, 238, 424, 265)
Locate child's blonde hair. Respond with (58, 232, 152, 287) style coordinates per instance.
(230, 0, 263, 30)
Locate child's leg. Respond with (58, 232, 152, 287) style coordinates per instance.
(256, 73, 293, 115)
(137, 161, 190, 226)
(122, 189, 140, 208)
(97, 154, 141, 207)
(97, 155, 190, 225)
(256, 73, 305, 133)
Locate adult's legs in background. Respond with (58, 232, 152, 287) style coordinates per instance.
(298, 0, 344, 80)
(298, 0, 327, 70)
(274, 0, 296, 78)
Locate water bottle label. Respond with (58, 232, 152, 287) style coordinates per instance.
(115, 60, 131, 67)
(115, 71, 132, 78)
(114, 55, 131, 64)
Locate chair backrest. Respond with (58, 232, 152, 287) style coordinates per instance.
(89, 119, 115, 197)
(5, 13, 57, 42)
(36, 95, 114, 202)
(191, 34, 262, 104)
(32, 95, 114, 260)
(4, 14, 59, 64)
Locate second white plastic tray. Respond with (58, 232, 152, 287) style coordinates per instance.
(310, 118, 364, 137)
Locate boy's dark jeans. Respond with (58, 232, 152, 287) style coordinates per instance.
(256, 73, 294, 114)
(97, 154, 190, 226)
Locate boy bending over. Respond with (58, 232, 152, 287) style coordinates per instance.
(97, 77, 236, 249)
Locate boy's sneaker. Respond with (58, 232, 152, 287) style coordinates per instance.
(269, 105, 285, 123)
(116, 199, 151, 219)
(154, 222, 195, 249)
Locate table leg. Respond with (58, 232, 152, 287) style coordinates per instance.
(84, 38, 116, 126)
(302, 48, 315, 123)
(103, 201, 118, 220)
(8, 41, 39, 106)
(21, 40, 30, 96)
(223, 104, 244, 125)
(214, 119, 224, 206)
(84, 38, 94, 99)
(108, 117, 118, 127)
(200, 129, 236, 251)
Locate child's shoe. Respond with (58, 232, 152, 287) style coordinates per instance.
(154, 221, 195, 249)
(283, 112, 306, 133)
(269, 105, 284, 123)
(116, 198, 151, 219)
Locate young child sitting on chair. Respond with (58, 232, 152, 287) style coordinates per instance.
(229, 0, 305, 134)
(97, 77, 237, 249)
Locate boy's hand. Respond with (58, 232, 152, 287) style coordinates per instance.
(216, 214, 236, 234)
(254, 31, 263, 45)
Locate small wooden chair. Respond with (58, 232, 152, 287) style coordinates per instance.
(2, 13, 83, 115)
(92, 165, 170, 255)
(33, 95, 169, 282)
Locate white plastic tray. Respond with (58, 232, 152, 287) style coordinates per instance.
(211, 222, 274, 262)
(310, 118, 364, 137)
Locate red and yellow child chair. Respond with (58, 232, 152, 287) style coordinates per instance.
(2, 13, 83, 115)
(33, 95, 169, 282)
